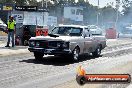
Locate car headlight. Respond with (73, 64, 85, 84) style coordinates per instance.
(57, 43, 61, 47)
(62, 42, 69, 48)
(36, 42, 40, 47)
(30, 41, 35, 47)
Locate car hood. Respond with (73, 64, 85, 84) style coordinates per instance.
(0, 24, 7, 27)
(30, 36, 78, 42)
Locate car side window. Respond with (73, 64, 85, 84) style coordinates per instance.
(51, 27, 59, 34)
(69, 28, 83, 36)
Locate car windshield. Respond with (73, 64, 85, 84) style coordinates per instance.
(88, 25, 98, 29)
(50, 27, 83, 36)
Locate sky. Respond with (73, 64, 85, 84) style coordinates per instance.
(38, 0, 116, 8)
(88, 0, 116, 8)
(38, 0, 122, 10)
(82, 0, 122, 11)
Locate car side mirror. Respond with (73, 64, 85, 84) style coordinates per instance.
(83, 34, 87, 38)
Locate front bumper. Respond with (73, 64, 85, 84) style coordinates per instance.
(28, 47, 72, 55)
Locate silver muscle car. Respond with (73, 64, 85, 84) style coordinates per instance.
(28, 25, 106, 61)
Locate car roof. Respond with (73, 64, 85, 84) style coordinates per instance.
(58, 24, 87, 28)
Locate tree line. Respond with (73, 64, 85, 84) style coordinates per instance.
(0, 0, 132, 30)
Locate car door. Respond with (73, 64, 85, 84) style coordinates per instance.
(83, 28, 94, 53)
(88, 29, 98, 52)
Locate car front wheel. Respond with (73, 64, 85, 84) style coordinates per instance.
(71, 47, 80, 61)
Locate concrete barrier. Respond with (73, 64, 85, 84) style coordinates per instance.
(0, 31, 7, 36)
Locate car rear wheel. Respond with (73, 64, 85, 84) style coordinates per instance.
(34, 52, 44, 61)
(92, 45, 101, 57)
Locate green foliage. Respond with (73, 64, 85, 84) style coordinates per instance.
(78, 0, 85, 3)
(101, 6, 117, 22)
(15, 0, 27, 5)
(0, 0, 14, 4)
(118, 0, 132, 23)
(0, 0, 38, 5)
(27, 0, 38, 6)
(2, 0, 132, 25)
(68, 0, 75, 3)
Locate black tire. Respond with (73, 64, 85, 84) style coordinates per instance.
(92, 45, 101, 57)
(70, 47, 80, 61)
(76, 75, 86, 85)
(34, 52, 44, 61)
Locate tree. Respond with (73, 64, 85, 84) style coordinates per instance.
(0, 0, 14, 4)
(77, 0, 85, 6)
(121, 0, 132, 15)
(101, 6, 117, 24)
(0, 0, 38, 5)
(78, 0, 85, 3)
(27, 0, 38, 6)
(15, 0, 27, 5)
(51, 0, 59, 5)
(68, 0, 75, 3)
